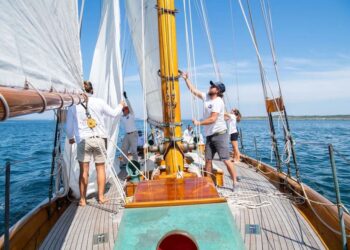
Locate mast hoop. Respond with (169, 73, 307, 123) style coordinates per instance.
(155, 5, 178, 15)
(25, 80, 47, 113)
(164, 137, 183, 142)
(148, 118, 182, 128)
(53, 91, 65, 109)
(0, 92, 10, 121)
(157, 69, 182, 82)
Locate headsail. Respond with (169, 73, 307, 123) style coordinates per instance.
(0, 0, 82, 91)
(63, 0, 123, 198)
(125, 0, 163, 124)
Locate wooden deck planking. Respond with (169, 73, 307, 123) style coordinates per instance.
(40, 180, 123, 250)
(41, 157, 325, 250)
(215, 160, 325, 250)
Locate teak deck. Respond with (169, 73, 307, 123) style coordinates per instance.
(40, 161, 325, 249)
(215, 160, 325, 250)
(39, 182, 124, 250)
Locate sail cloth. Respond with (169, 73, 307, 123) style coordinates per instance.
(0, 0, 82, 91)
(63, 0, 124, 198)
(125, 0, 163, 123)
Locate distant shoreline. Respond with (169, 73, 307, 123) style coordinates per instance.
(11, 115, 350, 121)
(243, 115, 350, 121)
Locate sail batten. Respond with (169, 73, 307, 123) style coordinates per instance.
(125, 0, 163, 123)
(0, 0, 83, 92)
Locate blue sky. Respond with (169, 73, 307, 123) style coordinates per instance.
(28, 0, 350, 119)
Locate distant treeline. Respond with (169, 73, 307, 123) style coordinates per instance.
(244, 115, 350, 120)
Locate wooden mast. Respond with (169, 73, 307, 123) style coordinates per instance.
(156, 0, 184, 174)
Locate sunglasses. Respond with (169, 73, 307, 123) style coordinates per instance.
(208, 92, 217, 96)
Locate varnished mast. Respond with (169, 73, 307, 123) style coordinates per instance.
(156, 0, 184, 174)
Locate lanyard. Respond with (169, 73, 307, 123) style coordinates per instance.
(81, 98, 96, 129)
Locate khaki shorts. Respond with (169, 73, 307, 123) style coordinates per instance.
(77, 137, 107, 163)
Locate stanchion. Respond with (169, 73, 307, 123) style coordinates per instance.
(5, 161, 11, 250)
(328, 144, 347, 250)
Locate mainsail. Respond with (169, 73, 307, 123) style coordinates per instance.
(125, 0, 163, 123)
(63, 0, 123, 198)
(0, 0, 82, 91)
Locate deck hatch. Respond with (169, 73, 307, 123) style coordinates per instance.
(93, 233, 109, 245)
(245, 224, 261, 235)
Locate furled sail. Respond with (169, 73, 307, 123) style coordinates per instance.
(63, 0, 123, 198)
(0, 0, 82, 91)
(125, 0, 163, 123)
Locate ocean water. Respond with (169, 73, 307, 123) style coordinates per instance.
(0, 119, 349, 235)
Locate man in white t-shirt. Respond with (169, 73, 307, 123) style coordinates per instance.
(66, 81, 125, 206)
(182, 73, 238, 188)
(120, 92, 138, 166)
(183, 125, 194, 143)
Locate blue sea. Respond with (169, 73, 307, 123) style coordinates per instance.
(0, 119, 349, 235)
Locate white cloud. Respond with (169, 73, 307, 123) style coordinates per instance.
(124, 56, 350, 118)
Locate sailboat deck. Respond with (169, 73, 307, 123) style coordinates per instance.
(39, 182, 124, 250)
(214, 160, 325, 250)
(40, 160, 325, 250)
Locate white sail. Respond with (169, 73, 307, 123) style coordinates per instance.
(125, 0, 163, 123)
(0, 0, 82, 91)
(63, 0, 123, 198)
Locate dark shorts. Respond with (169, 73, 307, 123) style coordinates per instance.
(205, 132, 230, 160)
(230, 132, 239, 141)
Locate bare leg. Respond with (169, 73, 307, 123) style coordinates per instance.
(79, 162, 89, 206)
(231, 141, 236, 160)
(232, 141, 240, 162)
(205, 159, 216, 183)
(223, 159, 237, 185)
(95, 163, 106, 204)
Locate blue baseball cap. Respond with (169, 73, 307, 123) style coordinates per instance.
(210, 81, 225, 93)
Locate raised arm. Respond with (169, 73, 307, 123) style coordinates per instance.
(124, 91, 134, 115)
(182, 72, 204, 100)
(102, 100, 125, 118)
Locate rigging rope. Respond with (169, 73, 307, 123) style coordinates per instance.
(228, 0, 241, 110)
(197, 0, 222, 82)
(141, 0, 148, 175)
(183, 0, 205, 170)
(238, 0, 293, 166)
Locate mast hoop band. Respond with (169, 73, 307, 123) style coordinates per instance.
(54, 92, 65, 109)
(155, 5, 178, 15)
(148, 118, 182, 128)
(0, 92, 10, 121)
(164, 136, 183, 142)
(157, 70, 183, 82)
(25, 80, 47, 113)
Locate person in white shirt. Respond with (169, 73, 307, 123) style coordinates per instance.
(120, 92, 138, 166)
(183, 125, 194, 143)
(225, 109, 242, 162)
(182, 72, 238, 187)
(66, 81, 125, 206)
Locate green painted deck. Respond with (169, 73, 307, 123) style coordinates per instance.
(114, 203, 245, 250)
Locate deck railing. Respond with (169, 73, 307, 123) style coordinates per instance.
(245, 134, 349, 249)
(2, 156, 57, 250)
